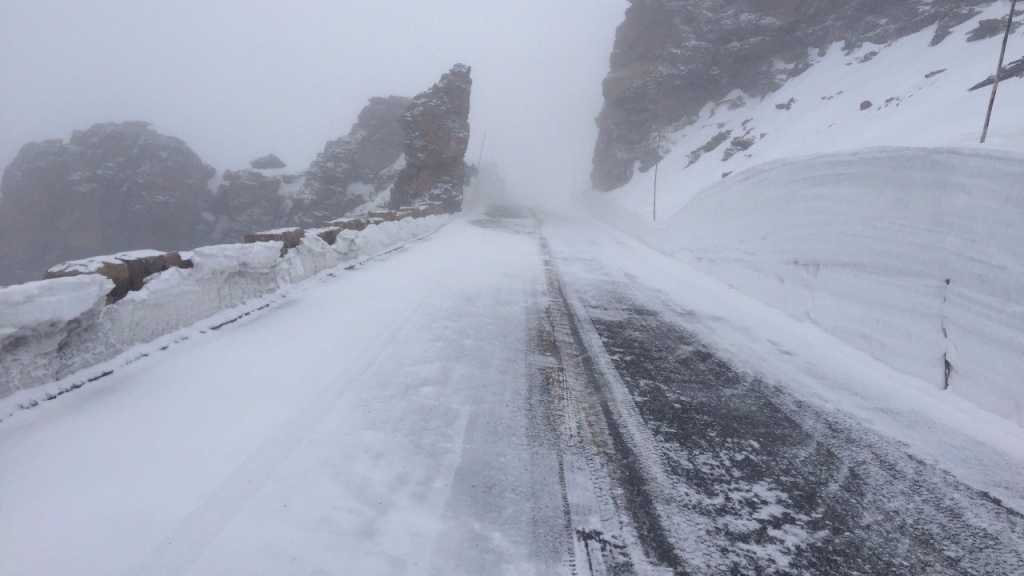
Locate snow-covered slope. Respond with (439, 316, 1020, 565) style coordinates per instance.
(580, 6, 1024, 426)
(604, 4, 1024, 218)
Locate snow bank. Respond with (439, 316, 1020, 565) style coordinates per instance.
(651, 147, 1024, 425)
(0, 215, 449, 401)
(0, 275, 113, 397)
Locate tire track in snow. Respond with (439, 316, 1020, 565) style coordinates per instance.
(540, 214, 1024, 575)
(537, 224, 689, 576)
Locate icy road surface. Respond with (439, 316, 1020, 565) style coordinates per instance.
(3, 207, 1024, 575)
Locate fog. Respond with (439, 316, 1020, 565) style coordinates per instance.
(0, 0, 626, 206)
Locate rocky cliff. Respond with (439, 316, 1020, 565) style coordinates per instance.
(0, 122, 216, 285)
(0, 72, 473, 285)
(209, 167, 301, 243)
(390, 64, 473, 213)
(290, 96, 411, 225)
(592, 0, 998, 191)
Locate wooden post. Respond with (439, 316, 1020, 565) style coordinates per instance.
(981, 0, 1018, 144)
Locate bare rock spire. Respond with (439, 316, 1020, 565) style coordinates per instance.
(389, 64, 473, 213)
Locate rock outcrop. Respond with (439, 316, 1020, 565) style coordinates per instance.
(0, 122, 216, 285)
(45, 249, 189, 303)
(0, 74, 474, 286)
(210, 168, 291, 243)
(591, 0, 996, 191)
(290, 96, 411, 225)
(243, 227, 305, 256)
(389, 64, 473, 214)
(250, 154, 287, 170)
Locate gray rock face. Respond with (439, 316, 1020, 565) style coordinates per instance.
(250, 154, 287, 170)
(291, 96, 411, 225)
(390, 64, 473, 214)
(45, 249, 188, 304)
(0, 122, 216, 285)
(243, 227, 305, 257)
(591, 0, 996, 191)
(211, 169, 289, 243)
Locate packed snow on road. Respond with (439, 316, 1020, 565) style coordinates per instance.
(3, 204, 1024, 575)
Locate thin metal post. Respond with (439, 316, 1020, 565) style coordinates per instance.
(653, 162, 659, 222)
(982, 0, 1018, 143)
(476, 130, 487, 168)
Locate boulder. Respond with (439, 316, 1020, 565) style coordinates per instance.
(311, 227, 343, 246)
(250, 154, 287, 170)
(114, 250, 186, 291)
(327, 218, 371, 232)
(44, 249, 190, 303)
(45, 257, 132, 304)
(243, 227, 305, 256)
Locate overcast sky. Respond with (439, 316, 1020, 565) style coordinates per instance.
(0, 0, 626, 204)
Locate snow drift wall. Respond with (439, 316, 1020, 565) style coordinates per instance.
(653, 147, 1024, 425)
(0, 215, 449, 400)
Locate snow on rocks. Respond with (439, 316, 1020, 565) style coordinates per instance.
(0, 214, 450, 405)
(601, 4, 1024, 219)
(45, 250, 190, 303)
(45, 255, 132, 303)
(243, 227, 306, 256)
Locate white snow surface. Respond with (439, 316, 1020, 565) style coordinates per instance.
(647, 146, 1024, 426)
(0, 274, 112, 336)
(45, 250, 169, 277)
(0, 276, 113, 391)
(2, 213, 1023, 575)
(116, 249, 167, 260)
(0, 215, 562, 576)
(46, 254, 123, 275)
(0, 215, 450, 407)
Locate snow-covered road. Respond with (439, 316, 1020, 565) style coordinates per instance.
(3, 207, 1024, 575)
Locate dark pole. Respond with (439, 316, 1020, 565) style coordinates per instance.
(982, 0, 1018, 143)
(476, 130, 487, 168)
(653, 162, 659, 222)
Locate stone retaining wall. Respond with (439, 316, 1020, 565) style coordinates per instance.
(0, 211, 450, 403)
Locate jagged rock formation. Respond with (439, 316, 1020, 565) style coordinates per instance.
(250, 154, 287, 170)
(290, 96, 411, 225)
(0, 122, 216, 285)
(0, 74, 474, 285)
(389, 64, 473, 213)
(592, 0, 997, 191)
